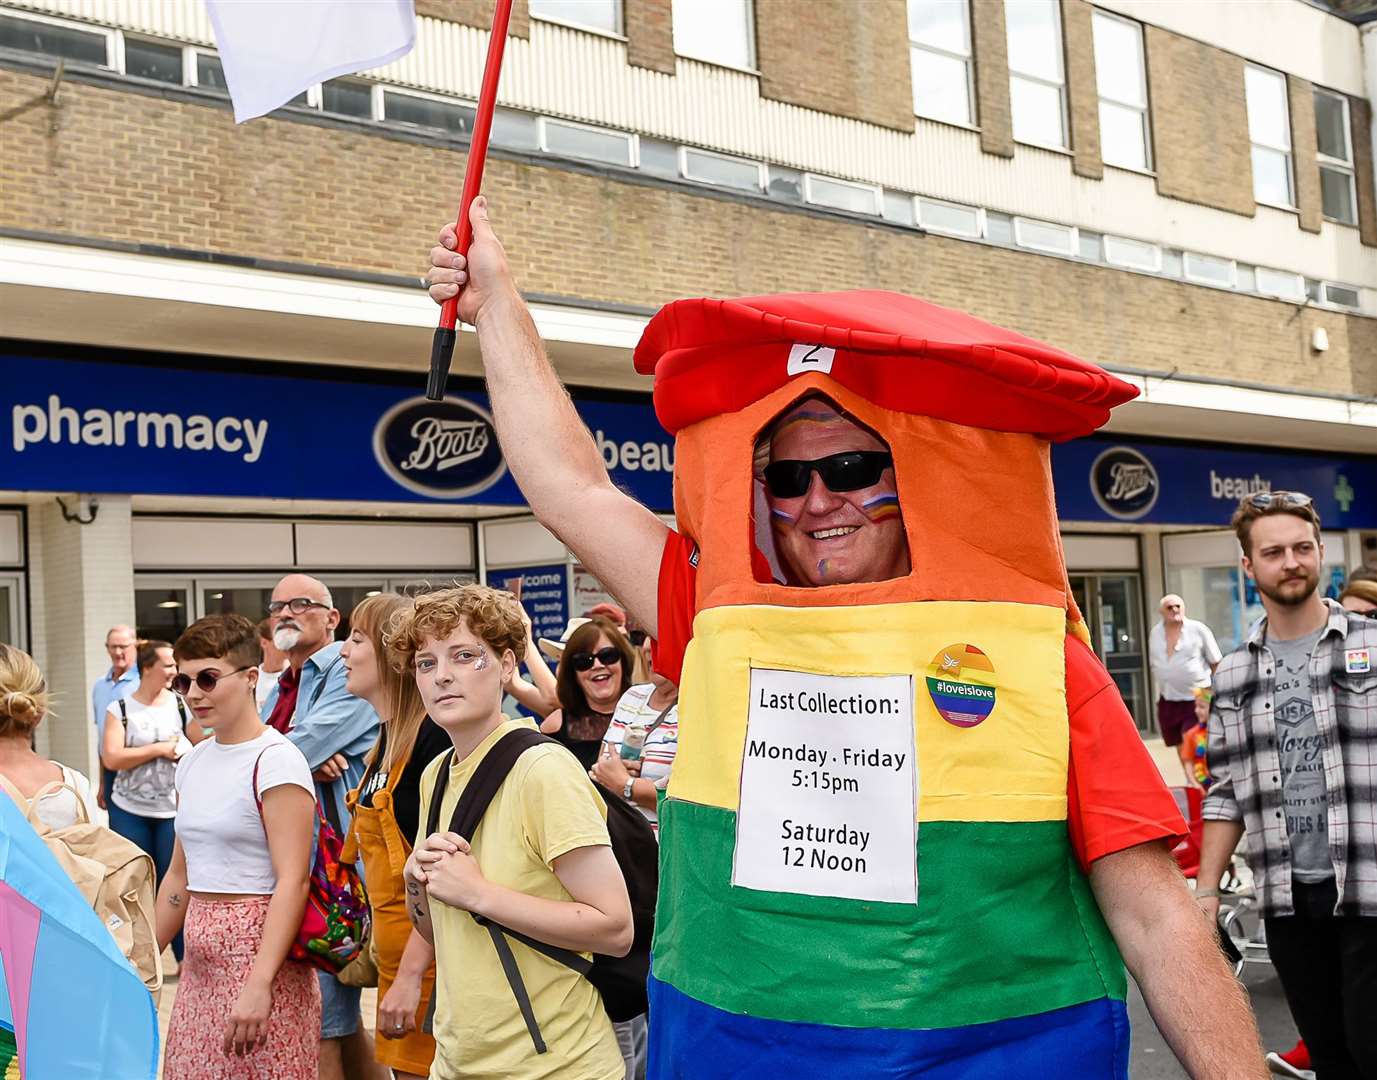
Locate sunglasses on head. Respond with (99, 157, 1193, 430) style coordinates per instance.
(568, 647, 623, 672)
(763, 451, 894, 500)
(1247, 491, 1312, 511)
(171, 665, 253, 695)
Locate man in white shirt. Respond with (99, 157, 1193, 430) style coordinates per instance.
(1148, 595, 1222, 784)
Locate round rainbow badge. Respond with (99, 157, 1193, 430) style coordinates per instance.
(925, 644, 997, 728)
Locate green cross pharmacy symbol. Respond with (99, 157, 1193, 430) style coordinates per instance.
(1334, 475, 1355, 513)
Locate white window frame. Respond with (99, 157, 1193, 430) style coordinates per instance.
(1091, 11, 1151, 172)
(671, 0, 757, 73)
(0, 573, 26, 651)
(1254, 266, 1306, 302)
(914, 196, 985, 238)
(186, 47, 221, 89)
(1005, 0, 1068, 150)
(1182, 252, 1238, 289)
(679, 146, 766, 191)
(802, 173, 883, 216)
(537, 115, 639, 167)
(528, 0, 625, 39)
(1013, 215, 1077, 255)
(381, 85, 477, 130)
(1313, 88, 1357, 226)
(1320, 281, 1361, 309)
(0, 7, 116, 68)
(1245, 64, 1294, 210)
(908, 0, 975, 128)
(1103, 234, 1162, 272)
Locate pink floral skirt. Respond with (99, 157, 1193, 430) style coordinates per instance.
(163, 896, 320, 1080)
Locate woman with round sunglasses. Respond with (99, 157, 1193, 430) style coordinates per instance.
(156, 614, 320, 1079)
(539, 616, 635, 770)
(101, 639, 204, 967)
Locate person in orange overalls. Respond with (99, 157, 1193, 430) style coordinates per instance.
(341, 593, 451, 1079)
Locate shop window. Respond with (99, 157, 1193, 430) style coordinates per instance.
(751, 394, 910, 588)
(136, 587, 190, 644)
(0, 12, 110, 67)
(529, 0, 622, 35)
(908, 0, 973, 127)
(672, 0, 754, 70)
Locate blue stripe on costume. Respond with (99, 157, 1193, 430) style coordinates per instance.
(647, 974, 1129, 1080)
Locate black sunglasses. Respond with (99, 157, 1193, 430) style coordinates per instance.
(763, 451, 894, 499)
(568, 647, 623, 672)
(171, 665, 253, 695)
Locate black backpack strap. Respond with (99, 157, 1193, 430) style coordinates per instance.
(117, 696, 128, 727)
(424, 748, 457, 837)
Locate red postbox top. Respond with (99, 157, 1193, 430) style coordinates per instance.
(633, 290, 1137, 441)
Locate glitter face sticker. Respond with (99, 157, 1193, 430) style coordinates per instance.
(925, 644, 997, 728)
(470, 645, 489, 671)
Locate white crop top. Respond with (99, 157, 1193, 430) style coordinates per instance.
(174, 727, 314, 894)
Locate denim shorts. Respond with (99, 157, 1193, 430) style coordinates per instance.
(318, 969, 361, 1039)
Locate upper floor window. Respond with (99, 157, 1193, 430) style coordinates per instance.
(1245, 65, 1293, 208)
(1313, 88, 1356, 225)
(528, 0, 622, 36)
(672, 0, 754, 70)
(0, 10, 111, 67)
(908, 0, 973, 126)
(1004, 0, 1066, 149)
(1091, 12, 1150, 171)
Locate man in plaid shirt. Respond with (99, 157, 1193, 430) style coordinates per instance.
(1196, 492, 1377, 1079)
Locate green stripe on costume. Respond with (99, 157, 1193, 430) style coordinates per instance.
(653, 799, 1124, 1031)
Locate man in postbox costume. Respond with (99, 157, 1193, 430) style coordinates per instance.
(423, 201, 1267, 1079)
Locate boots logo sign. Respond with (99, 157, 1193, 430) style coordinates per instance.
(373, 396, 507, 499)
(1090, 446, 1159, 520)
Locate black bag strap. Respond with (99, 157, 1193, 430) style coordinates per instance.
(420, 727, 591, 1055)
(643, 699, 676, 740)
(117, 696, 127, 727)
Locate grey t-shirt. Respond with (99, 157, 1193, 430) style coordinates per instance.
(1268, 628, 1334, 882)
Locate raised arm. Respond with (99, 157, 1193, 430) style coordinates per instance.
(426, 199, 667, 635)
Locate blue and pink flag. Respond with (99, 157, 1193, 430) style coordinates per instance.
(0, 793, 158, 1078)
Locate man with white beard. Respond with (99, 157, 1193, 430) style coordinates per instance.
(260, 573, 382, 1080)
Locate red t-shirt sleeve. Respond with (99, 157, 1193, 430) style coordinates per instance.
(1065, 634, 1186, 870)
(651, 529, 699, 686)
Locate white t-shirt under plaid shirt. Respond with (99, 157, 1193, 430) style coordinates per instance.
(601, 683, 678, 826)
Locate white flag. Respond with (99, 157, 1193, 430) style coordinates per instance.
(205, 0, 416, 123)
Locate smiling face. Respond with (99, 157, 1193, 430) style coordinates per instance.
(762, 401, 910, 588)
(413, 620, 515, 734)
(572, 632, 625, 711)
(144, 647, 177, 692)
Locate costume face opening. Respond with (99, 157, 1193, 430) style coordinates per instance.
(752, 394, 911, 587)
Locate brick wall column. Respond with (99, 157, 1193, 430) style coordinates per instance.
(414, 0, 530, 38)
(26, 496, 136, 783)
(1288, 75, 1322, 234)
(1350, 95, 1377, 247)
(971, 0, 1014, 158)
(1061, 0, 1102, 179)
(624, 0, 675, 74)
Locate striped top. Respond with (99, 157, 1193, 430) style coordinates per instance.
(601, 683, 679, 826)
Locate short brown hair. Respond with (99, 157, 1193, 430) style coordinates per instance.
(256, 617, 274, 641)
(1230, 492, 1322, 558)
(174, 613, 262, 669)
(555, 616, 634, 717)
(386, 584, 526, 672)
(136, 639, 172, 674)
(1341, 578, 1377, 611)
(0, 644, 48, 737)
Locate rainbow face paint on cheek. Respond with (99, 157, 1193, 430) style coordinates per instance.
(862, 493, 901, 522)
(817, 559, 830, 580)
(770, 507, 797, 528)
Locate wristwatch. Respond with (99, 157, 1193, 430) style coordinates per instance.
(622, 778, 636, 801)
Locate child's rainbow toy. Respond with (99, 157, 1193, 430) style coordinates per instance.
(634, 290, 1176, 1078)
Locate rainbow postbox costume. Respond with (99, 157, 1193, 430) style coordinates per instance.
(633, 291, 1186, 1078)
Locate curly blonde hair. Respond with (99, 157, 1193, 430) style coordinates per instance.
(386, 584, 527, 672)
(0, 644, 49, 738)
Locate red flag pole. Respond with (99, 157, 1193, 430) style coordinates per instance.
(426, 0, 515, 401)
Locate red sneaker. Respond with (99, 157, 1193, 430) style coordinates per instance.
(1265, 1039, 1313, 1080)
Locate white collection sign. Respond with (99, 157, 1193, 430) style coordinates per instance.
(732, 667, 918, 904)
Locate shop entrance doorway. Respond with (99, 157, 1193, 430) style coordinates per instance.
(1070, 572, 1149, 733)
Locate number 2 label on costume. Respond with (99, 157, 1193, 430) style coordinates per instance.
(787, 343, 836, 376)
(732, 667, 918, 904)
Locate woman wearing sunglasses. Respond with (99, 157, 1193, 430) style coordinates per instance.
(156, 614, 320, 1079)
(539, 616, 635, 770)
(101, 639, 202, 968)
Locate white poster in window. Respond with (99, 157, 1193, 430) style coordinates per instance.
(573, 565, 617, 617)
(733, 668, 918, 904)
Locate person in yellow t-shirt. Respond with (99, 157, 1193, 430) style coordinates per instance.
(393, 584, 631, 1080)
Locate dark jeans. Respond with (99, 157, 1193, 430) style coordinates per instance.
(106, 799, 182, 962)
(1265, 879, 1377, 1080)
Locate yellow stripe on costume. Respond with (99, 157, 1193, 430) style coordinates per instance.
(669, 602, 1069, 822)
